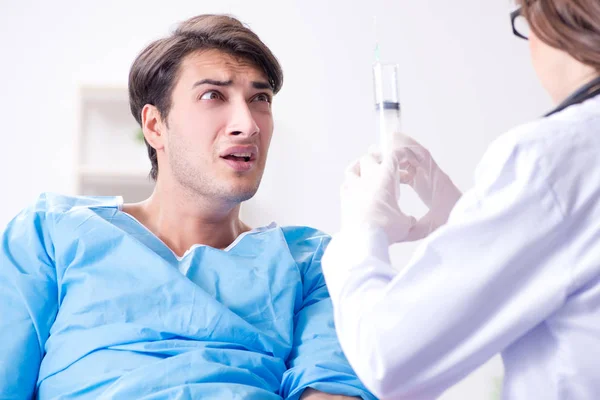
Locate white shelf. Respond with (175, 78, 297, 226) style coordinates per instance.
(75, 84, 154, 203)
(78, 166, 151, 182)
(80, 85, 130, 102)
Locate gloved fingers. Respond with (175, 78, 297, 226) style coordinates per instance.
(378, 153, 402, 195)
(359, 152, 381, 179)
(390, 132, 435, 166)
(398, 164, 416, 184)
(345, 151, 383, 178)
(368, 143, 379, 153)
(392, 146, 422, 171)
(345, 157, 361, 179)
(390, 132, 418, 146)
(404, 212, 437, 242)
(388, 212, 419, 244)
(342, 158, 363, 195)
(342, 152, 386, 194)
(391, 132, 425, 153)
(367, 144, 382, 163)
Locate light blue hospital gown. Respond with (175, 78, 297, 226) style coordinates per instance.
(0, 193, 375, 400)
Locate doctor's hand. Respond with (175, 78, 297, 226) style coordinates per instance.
(391, 133, 462, 241)
(340, 148, 417, 244)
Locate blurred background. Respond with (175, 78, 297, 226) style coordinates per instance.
(0, 0, 552, 398)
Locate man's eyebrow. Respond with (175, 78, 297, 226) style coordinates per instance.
(252, 81, 273, 91)
(191, 79, 233, 89)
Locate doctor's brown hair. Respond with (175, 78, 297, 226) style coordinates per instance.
(128, 14, 283, 181)
(518, 0, 600, 72)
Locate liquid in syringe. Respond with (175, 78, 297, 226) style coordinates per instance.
(373, 61, 401, 154)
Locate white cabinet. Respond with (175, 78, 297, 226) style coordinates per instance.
(76, 86, 154, 202)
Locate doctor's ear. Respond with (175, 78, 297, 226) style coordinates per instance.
(141, 104, 167, 151)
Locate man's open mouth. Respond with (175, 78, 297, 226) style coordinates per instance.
(222, 153, 252, 162)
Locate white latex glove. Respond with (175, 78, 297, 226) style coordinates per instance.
(391, 133, 462, 241)
(341, 148, 417, 244)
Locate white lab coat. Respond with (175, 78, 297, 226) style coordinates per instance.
(321, 94, 600, 399)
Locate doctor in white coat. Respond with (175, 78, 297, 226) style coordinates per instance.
(322, 1, 600, 399)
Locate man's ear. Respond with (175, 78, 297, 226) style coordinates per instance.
(141, 104, 166, 151)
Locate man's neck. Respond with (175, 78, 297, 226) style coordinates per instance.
(123, 182, 250, 257)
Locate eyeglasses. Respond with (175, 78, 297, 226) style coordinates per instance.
(511, 7, 530, 40)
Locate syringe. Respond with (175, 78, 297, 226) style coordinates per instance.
(373, 62, 401, 155)
(372, 17, 401, 154)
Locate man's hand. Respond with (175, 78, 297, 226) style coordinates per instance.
(300, 388, 361, 399)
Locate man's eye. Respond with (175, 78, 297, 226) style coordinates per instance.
(253, 93, 272, 103)
(200, 91, 222, 101)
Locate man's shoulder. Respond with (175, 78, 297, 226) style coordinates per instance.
(2, 193, 121, 254)
(279, 225, 331, 248)
(11, 192, 123, 226)
(276, 226, 332, 288)
(27, 192, 121, 212)
(278, 226, 331, 271)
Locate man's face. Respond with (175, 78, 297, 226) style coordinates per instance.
(161, 49, 275, 204)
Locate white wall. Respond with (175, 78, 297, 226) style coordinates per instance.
(0, 0, 553, 398)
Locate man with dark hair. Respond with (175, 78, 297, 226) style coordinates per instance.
(0, 14, 375, 400)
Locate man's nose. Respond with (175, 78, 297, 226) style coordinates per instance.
(227, 102, 259, 138)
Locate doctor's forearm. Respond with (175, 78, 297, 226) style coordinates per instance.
(322, 229, 449, 399)
(322, 229, 404, 397)
(329, 260, 407, 398)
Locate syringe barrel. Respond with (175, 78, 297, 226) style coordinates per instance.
(373, 63, 401, 153)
